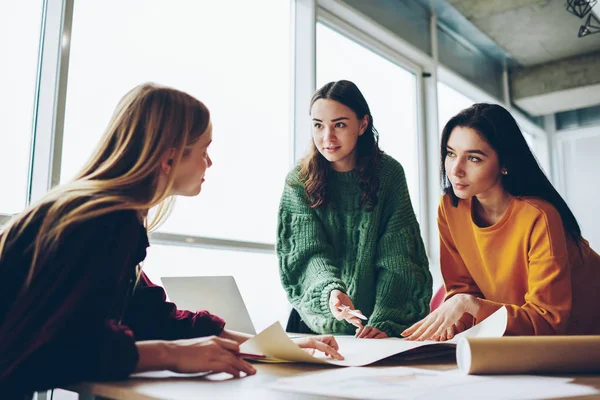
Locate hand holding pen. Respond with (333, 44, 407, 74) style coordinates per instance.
(337, 305, 368, 322)
(328, 290, 389, 339)
(336, 306, 387, 338)
(329, 289, 365, 328)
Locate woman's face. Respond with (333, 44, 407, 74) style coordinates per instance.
(310, 99, 368, 172)
(171, 121, 213, 197)
(444, 126, 505, 201)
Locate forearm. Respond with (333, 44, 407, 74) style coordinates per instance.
(219, 329, 252, 344)
(278, 204, 345, 317)
(441, 264, 484, 299)
(134, 341, 172, 373)
(125, 274, 226, 341)
(475, 298, 567, 335)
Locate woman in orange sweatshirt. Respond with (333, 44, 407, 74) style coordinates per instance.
(402, 103, 600, 341)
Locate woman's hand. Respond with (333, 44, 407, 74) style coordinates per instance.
(292, 335, 344, 360)
(355, 325, 388, 339)
(401, 294, 479, 341)
(329, 289, 363, 328)
(136, 336, 257, 378)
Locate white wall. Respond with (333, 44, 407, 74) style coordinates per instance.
(555, 125, 600, 251)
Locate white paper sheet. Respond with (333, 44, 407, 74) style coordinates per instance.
(240, 306, 508, 366)
(270, 367, 599, 400)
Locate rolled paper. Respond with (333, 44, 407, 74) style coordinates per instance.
(457, 336, 600, 374)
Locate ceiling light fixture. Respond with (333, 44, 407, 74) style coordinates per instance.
(566, 0, 597, 18)
(578, 11, 600, 36)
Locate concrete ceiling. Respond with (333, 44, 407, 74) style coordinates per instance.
(443, 0, 600, 115)
(447, 0, 600, 66)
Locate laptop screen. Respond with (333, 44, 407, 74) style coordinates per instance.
(161, 275, 256, 335)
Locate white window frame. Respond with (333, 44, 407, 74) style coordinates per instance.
(553, 124, 600, 201)
(0, 0, 70, 225)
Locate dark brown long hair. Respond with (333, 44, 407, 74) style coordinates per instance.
(299, 80, 383, 210)
(440, 103, 582, 244)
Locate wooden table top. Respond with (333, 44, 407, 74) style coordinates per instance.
(66, 354, 600, 400)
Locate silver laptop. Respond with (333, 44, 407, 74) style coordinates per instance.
(160, 276, 256, 334)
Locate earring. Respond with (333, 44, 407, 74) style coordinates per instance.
(501, 168, 508, 175)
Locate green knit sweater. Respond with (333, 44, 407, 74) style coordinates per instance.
(277, 154, 432, 337)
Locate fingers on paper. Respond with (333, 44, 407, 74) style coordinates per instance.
(355, 326, 387, 339)
(373, 331, 388, 339)
(401, 318, 425, 338)
(413, 316, 463, 341)
(455, 318, 468, 334)
(211, 348, 256, 378)
(403, 315, 443, 341)
(319, 335, 340, 351)
(356, 325, 373, 338)
(308, 337, 344, 360)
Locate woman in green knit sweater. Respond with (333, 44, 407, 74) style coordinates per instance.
(277, 80, 432, 338)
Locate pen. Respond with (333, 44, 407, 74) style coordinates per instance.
(338, 305, 368, 320)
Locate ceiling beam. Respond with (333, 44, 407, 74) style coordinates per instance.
(511, 51, 600, 115)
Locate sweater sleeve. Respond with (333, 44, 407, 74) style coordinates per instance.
(123, 272, 225, 340)
(277, 172, 347, 333)
(369, 163, 432, 337)
(474, 205, 572, 335)
(0, 211, 144, 393)
(2, 321, 139, 395)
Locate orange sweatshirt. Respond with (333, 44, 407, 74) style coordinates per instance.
(439, 194, 600, 335)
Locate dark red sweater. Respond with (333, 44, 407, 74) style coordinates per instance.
(0, 209, 225, 396)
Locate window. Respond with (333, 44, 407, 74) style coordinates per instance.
(62, 0, 292, 244)
(0, 2, 43, 214)
(61, 1, 293, 328)
(437, 81, 474, 136)
(316, 23, 422, 220)
(522, 131, 551, 178)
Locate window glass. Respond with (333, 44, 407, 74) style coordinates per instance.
(316, 23, 421, 220)
(62, 0, 292, 244)
(437, 81, 474, 136)
(0, 2, 43, 213)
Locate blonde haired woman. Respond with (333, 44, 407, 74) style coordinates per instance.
(0, 83, 341, 397)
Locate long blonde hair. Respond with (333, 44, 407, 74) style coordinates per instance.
(0, 82, 210, 288)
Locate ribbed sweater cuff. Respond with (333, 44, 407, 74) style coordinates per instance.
(319, 281, 347, 315)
